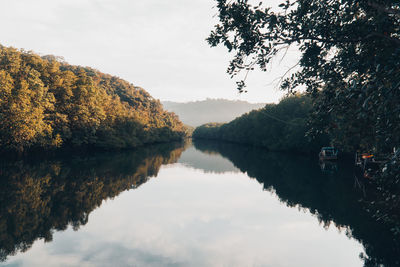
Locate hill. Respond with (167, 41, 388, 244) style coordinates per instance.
(162, 99, 265, 127)
(0, 45, 187, 153)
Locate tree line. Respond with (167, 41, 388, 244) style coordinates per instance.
(193, 94, 328, 153)
(0, 45, 188, 153)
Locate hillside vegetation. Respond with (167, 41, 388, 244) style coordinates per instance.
(0, 45, 187, 152)
(162, 99, 265, 127)
(193, 95, 327, 153)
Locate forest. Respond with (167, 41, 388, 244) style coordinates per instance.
(0, 45, 188, 153)
(193, 94, 327, 153)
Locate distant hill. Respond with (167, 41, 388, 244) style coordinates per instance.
(162, 99, 266, 127)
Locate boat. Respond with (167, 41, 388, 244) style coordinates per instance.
(355, 152, 386, 179)
(319, 147, 338, 161)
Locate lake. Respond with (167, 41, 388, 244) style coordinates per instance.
(0, 140, 399, 266)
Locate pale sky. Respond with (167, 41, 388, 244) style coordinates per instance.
(0, 0, 299, 103)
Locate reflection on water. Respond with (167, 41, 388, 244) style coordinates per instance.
(0, 142, 186, 263)
(193, 140, 400, 267)
(178, 143, 239, 173)
(0, 140, 399, 266)
(319, 160, 338, 174)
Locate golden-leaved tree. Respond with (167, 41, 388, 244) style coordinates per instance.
(0, 45, 187, 152)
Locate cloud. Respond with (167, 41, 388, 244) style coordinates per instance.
(0, 0, 293, 103)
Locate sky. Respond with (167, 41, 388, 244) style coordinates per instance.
(0, 0, 299, 103)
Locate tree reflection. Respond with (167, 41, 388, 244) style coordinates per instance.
(0, 142, 186, 262)
(193, 140, 400, 267)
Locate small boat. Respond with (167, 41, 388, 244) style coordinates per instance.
(355, 152, 386, 179)
(319, 147, 338, 161)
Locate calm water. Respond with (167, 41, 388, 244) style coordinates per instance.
(0, 140, 398, 266)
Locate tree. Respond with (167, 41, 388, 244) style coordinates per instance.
(208, 0, 400, 153)
(0, 49, 55, 151)
(0, 45, 188, 153)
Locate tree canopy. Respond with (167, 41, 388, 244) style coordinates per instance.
(0, 45, 188, 153)
(208, 0, 400, 153)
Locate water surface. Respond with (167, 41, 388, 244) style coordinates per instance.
(0, 140, 398, 266)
